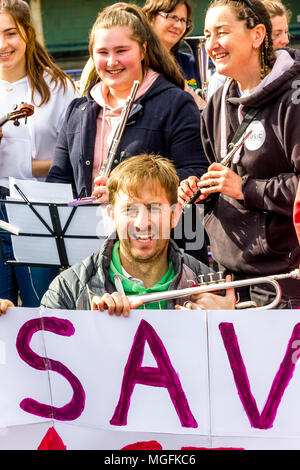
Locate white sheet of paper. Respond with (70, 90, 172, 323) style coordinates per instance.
(208, 309, 300, 438)
(5, 192, 115, 265)
(42, 308, 210, 436)
(8, 236, 60, 265)
(0, 308, 53, 428)
(9, 177, 73, 203)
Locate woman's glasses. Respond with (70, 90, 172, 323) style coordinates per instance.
(157, 11, 191, 29)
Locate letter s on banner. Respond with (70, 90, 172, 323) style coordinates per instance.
(16, 317, 85, 421)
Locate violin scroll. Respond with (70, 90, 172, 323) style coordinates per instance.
(0, 102, 34, 128)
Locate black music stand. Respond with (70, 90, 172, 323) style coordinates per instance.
(0, 192, 114, 269)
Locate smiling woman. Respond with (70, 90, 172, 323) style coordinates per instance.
(0, 0, 78, 308)
(47, 2, 208, 203)
(92, 25, 145, 107)
(0, 13, 26, 81)
(178, 0, 300, 309)
(142, 0, 203, 98)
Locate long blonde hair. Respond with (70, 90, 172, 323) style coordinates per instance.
(83, 2, 185, 95)
(0, 0, 76, 106)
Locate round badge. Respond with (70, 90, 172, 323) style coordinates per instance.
(244, 120, 266, 151)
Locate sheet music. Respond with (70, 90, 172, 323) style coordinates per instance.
(4, 179, 116, 266)
(9, 177, 73, 203)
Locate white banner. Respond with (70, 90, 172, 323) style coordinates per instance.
(1, 307, 300, 450)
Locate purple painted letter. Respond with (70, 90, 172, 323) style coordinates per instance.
(219, 322, 300, 429)
(16, 317, 85, 421)
(110, 319, 198, 428)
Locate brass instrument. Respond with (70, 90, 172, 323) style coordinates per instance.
(184, 36, 209, 100)
(99, 80, 140, 177)
(127, 269, 300, 310)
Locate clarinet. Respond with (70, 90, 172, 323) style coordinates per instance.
(68, 80, 140, 207)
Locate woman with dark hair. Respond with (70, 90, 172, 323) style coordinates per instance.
(142, 1, 196, 84)
(178, 0, 300, 308)
(143, 0, 205, 108)
(207, 0, 291, 99)
(47, 2, 207, 204)
(0, 0, 77, 307)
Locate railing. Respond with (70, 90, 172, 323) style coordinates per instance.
(65, 69, 82, 81)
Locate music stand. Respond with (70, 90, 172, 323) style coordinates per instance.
(0, 192, 115, 269)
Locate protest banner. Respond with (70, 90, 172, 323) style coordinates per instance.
(1, 307, 300, 449)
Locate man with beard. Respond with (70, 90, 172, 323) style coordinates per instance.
(1, 154, 235, 316)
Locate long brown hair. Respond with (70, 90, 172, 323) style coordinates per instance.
(207, 0, 276, 73)
(0, 0, 75, 106)
(84, 2, 185, 94)
(143, 0, 194, 53)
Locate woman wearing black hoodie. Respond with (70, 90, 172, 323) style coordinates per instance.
(178, 0, 300, 308)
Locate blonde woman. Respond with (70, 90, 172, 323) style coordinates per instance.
(47, 2, 207, 204)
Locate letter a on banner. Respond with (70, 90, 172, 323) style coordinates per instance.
(110, 319, 198, 428)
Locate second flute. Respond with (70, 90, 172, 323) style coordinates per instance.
(182, 129, 252, 211)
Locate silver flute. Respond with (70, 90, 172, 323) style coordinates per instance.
(182, 129, 252, 211)
(99, 80, 140, 177)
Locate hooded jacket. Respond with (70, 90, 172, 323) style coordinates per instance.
(201, 48, 300, 275)
(47, 74, 208, 197)
(40, 234, 212, 310)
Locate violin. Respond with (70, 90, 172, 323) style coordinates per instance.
(0, 102, 34, 128)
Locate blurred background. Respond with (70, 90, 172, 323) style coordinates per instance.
(27, 0, 300, 79)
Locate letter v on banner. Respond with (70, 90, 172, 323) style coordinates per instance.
(110, 319, 198, 428)
(219, 322, 300, 429)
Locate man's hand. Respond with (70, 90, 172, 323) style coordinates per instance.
(91, 292, 142, 317)
(175, 275, 236, 310)
(0, 299, 14, 316)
